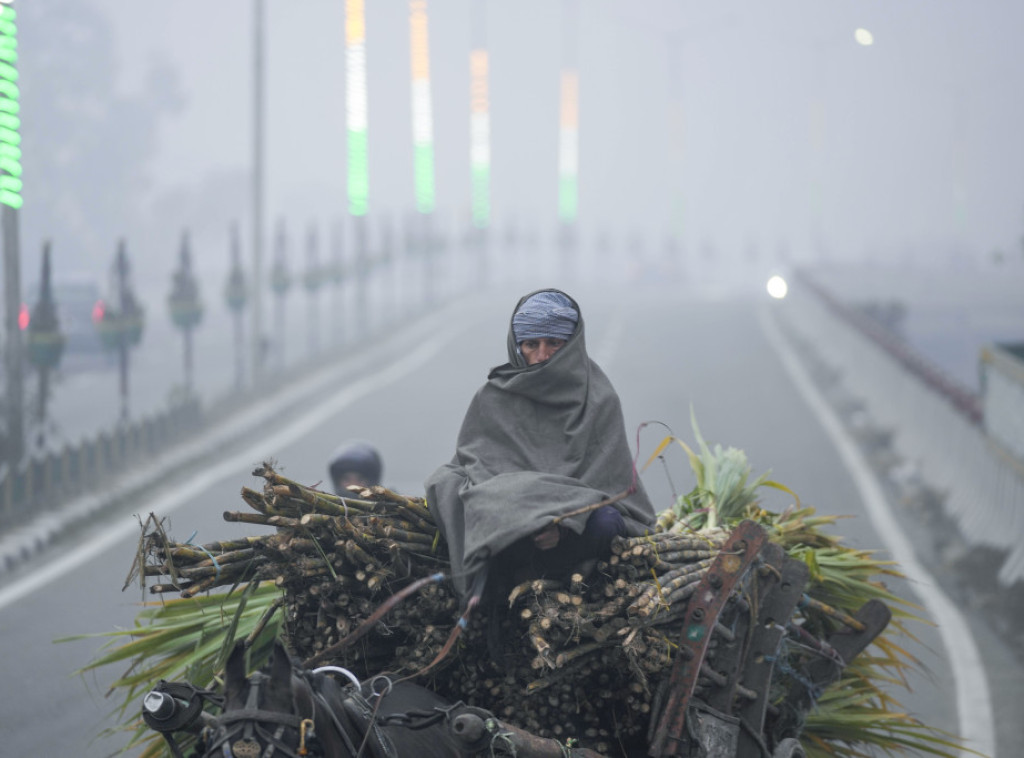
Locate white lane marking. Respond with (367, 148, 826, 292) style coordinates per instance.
(759, 304, 996, 758)
(0, 327, 464, 612)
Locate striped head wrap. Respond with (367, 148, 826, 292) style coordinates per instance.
(512, 291, 579, 343)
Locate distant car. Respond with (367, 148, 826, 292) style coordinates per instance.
(22, 277, 114, 372)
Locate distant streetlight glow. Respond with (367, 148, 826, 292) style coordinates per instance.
(766, 275, 788, 299)
(854, 28, 874, 46)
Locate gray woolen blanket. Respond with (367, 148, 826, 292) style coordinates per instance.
(424, 289, 656, 599)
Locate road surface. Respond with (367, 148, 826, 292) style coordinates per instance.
(0, 280, 976, 756)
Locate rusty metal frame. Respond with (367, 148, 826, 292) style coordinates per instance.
(648, 520, 768, 757)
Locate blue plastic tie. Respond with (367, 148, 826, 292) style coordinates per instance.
(196, 544, 222, 580)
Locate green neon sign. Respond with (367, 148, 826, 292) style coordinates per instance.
(0, 4, 21, 210)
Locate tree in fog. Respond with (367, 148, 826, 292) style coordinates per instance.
(18, 0, 184, 277)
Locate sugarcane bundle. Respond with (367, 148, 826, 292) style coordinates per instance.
(126, 464, 733, 750)
(128, 464, 456, 680)
(85, 419, 970, 758)
(415, 530, 731, 753)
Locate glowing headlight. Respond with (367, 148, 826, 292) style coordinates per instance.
(766, 275, 788, 299)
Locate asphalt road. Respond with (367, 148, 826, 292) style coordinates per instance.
(0, 280, 972, 756)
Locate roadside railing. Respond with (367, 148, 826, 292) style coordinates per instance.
(0, 224, 499, 563)
(779, 269, 1024, 587)
(0, 397, 202, 530)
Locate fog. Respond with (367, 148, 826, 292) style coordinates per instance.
(3, 7, 1023, 754)
(14, 0, 1024, 294)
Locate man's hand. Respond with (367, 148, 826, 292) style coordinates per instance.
(533, 523, 561, 550)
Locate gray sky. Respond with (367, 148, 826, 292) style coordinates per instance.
(16, 1, 1024, 286)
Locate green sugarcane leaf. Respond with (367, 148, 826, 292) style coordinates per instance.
(214, 579, 260, 671)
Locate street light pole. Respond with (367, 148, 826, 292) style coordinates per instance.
(3, 203, 22, 463)
(224, 222, 249, 390)
(100, 241, 144, 425)
(329, 220, 344, 347)
(269, 219, 292, 367)
(303, 222, 321, 358)
(168, 231, 203, 395)
(251, 0, 265, 385)
(26, 242, 64, 452)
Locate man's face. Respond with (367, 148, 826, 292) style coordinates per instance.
(519, 337, 567, 366)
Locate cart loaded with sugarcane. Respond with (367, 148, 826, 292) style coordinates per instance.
(93, 430, 964, 758)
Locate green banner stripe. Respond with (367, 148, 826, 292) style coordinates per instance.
(0, 126, 21, 145)
(414, 144, 435, 213)
(0, 189, 22, 209)
(471, 165, 489, 224)
(0, 156, 22, 175)
(347, 128, 368, 216)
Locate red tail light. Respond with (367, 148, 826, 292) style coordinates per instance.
(92, 300, 105, 323)
(18, 303, 29, 330)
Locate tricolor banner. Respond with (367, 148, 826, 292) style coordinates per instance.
(346, 0, 368, 217)
(469, 48, 490, 228)
(557, 69, 578, 223)
(409, 0, 435, 214)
